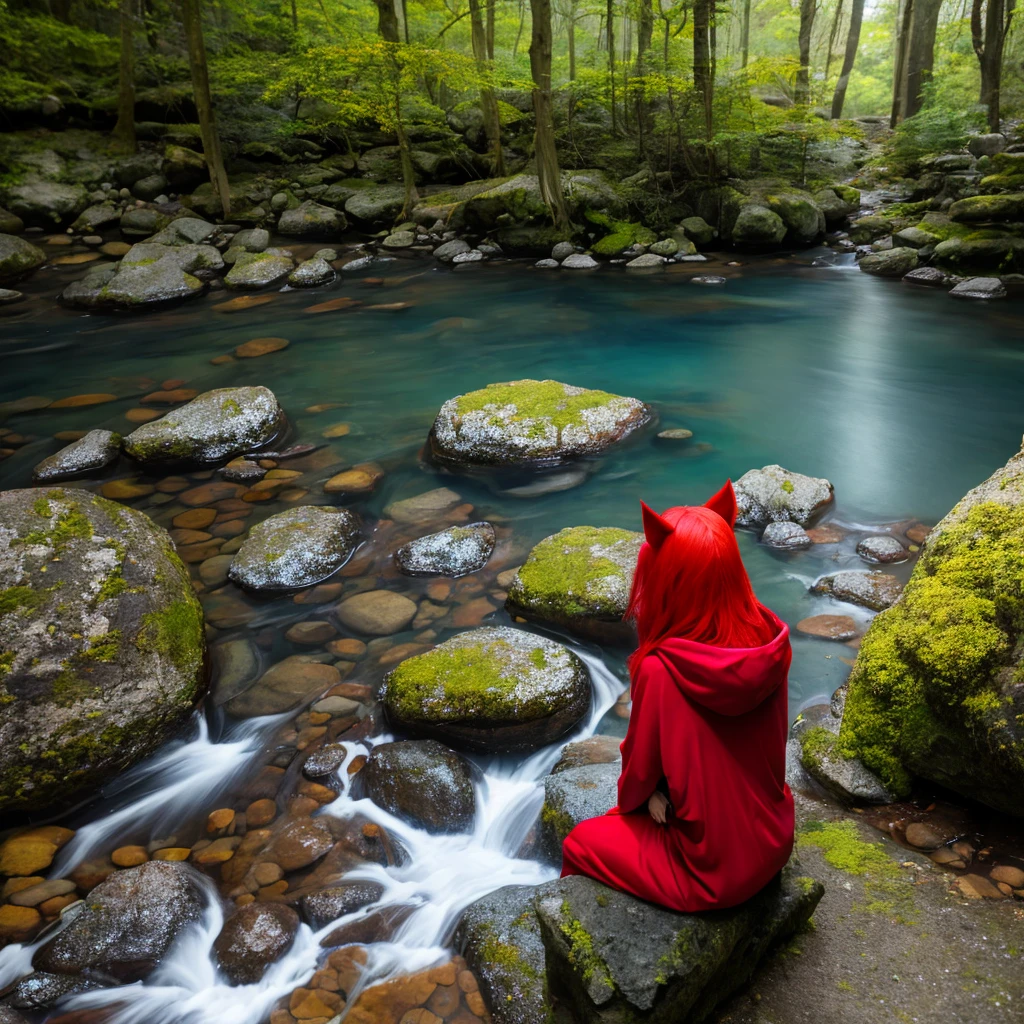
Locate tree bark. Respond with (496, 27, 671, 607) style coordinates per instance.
(740, 0, 751, 67)
(636, 0, 653, 64)
(825, 0, 843, 80)
(890, 0, 942, 124)
(607, 0, 617, 131)
(529, 0, 569, 230)
(486, 0, 495, 58)
(568, 7, 576, 80)
(290, 0, 297, 31)
(795, 0, 816, 104)
(693, 0, 714, 143)
(374, 0, 400, 41)
(972, 0, 1015, 132)
(831, 0, 863, 117)
(181, 0, 230, 216)
(112, 0, 136, 153)
(469, 0, 506, 174)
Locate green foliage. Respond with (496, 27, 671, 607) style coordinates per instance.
(885, 93, 986, 173)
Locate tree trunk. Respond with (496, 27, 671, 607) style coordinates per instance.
(399, 0, 409, 42)
(395, 111, 419, 221)
(693, 0, 714, 143)
(469, 0, 506, 174)
(486, 0, 495, 58)
(795, 0, 816, 104)
(831, 0, 863, 118)
(891, 0, 941, 124)
(972, 0, 1013, 132)
(181, 0, 230, 217)
(290, 0, 297, 30)
(636, 0, 653, 64)
(529, 0, 569, 230)
(374, 0, 400, 41)
(825, 0, 843, 80)
(740, 0, 751, 67)
(568, 10, 576, 79)
(607, 0, 617, 131)
(513, 0, 526, 57)
(112, 0, 136, 153)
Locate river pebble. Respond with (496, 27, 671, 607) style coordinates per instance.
(856, 535, 909, 563)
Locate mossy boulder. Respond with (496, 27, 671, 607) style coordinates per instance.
(506, 526, 642, 644)
(276, 200, 347, 238)
(731, 204, 787, 246)
(0, 233, 46, 283)
(379, 626, 591, 754)
(933, 235, 1024, 274)
(948, 192, 1024, 223)
(429, 379, 652, 468)
(0, 488, 206, 813)
(586, 211, 657, 255)
(123, 386, 286, 466)
(838, 443, 1024, 815)
(224, 251, 294, 290)
(5, 181, 88, 228)
(858, 247, 919, 277)
(32, 429, 122, 483)
(343, 184, 407, 226)
(228, 506, 360, 591)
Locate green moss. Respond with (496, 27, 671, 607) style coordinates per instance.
(781, 479, 795, 494)
(221, 398, 242, 416)
(541, 802, 575, 844)
(0, 586, 46, 617)
(478, 927, 541, 982)
(14, 498, 94, 554)
(135, 597, 205, 676)
(0, 651, 14, 677)
(881, 199, 931, 219)
(585, 210, 657, 255)
(50, 662, 102, 705)
(453, 380, 628, 434)
(83, 630, 122, 663)
(799, 726, 838, 773)
(559, 903, 614, 990)
(530, 647, 548, 669)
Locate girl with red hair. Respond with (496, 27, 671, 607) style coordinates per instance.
(560, 482, 795, 912)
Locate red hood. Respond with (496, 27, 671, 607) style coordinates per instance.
(652, 608, 791, 716)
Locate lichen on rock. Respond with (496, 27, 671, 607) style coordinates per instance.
(734, 464, 834, 527)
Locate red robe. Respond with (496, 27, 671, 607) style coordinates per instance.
(560, 609, 795, 912)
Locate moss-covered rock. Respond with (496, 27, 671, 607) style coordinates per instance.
(32, 429, 122, 483)
(506, 526, 641, 644)
(858, 247, 919, 277)
(224, 250, 294, 290)
(5, 180, 88, 228)
(0, 232, 46, 283)
(380, 626, 591, 754)
(276, 200, 347, 238)
(537, 761, 620, 865)
(586, 211, 657, 255)
(933, 235, 1024, 274)
(948, 192, 1024, 223)
(731, 204, 787, 246)
(429, 379, 652, 468)
(0, 488, 206, 813)
(228, 505, 360, 591)
(838, 442, 1024, 814)
(123, 386, 286, 465)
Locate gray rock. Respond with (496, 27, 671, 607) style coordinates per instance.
(551, 241, 575, 260)
(811, 570, 903, 611)
(277, 200, 347, 238)
(813, 187, 860, 224)
(561, 253, 599, 269)
(680, 216, 716, 245)
(625, 253, 665, 268)
(452, 249, 484, 264)
(7, 972, 99, 1010)
(0, 233, 46, 282)
(933, 153, 975, 171)
(394, 521, 495, 577)
(735, 465, 835, 527)
(314, 247, 338, 261)
(383, 230, 415, 249)
(692, 274, 726, 284)
(341, 255, 375, 272)
(858, 246, 919, 277)
(146, 218, 219, 246)
(893, 226, 940, 249)
(344, 184, 406, 226)
(6, 181, 88, 228)
(70, 203, 121, 233)
(537, 761, 619, 864)
(732, 204, 787, 245)
(429, 379, 652, 468)
(535, 865, 822, 1022)
(434, 238, 471, 261)
(32, 429, 122, 483)
(225, 251, 294, 289)
(506, 526, 642, 645)
(950, 276, 1007, 299)
(33, 861, 206, 980)
(301, 882, 385, 927)
(229, 506, 360, 590)
(232, 227, 270, 252)
(353, 739, 476, 834)
(761, 521, 813, 550)
(0, 489, 205, 813)
(62, 249, 211, 310)
(220, 458, 265, 484)
(383, 487, 462, 524)
(210, 637, 260, 705)
(119, 207, 169, 237)
(288, 256, 335, 287)
(380, 626, 591, 754)
(123, 386, 285, 465)
(303, 742, 350, 778)
(0, 287, 24, 304)
(648, 238, 679, 257)
(535, 258, 559, 268)
(336, 590, 418, 635)
(968, 133, 1005, 157)
(213, 903, 299, 984)
(903, 266, 948, 287)
(856, 535, 908, 563)
(132, 174, 169, 201)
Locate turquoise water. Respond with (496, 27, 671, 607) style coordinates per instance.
(4, 252, 1024, 714)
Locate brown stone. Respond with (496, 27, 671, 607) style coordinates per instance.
(905, 822, 948, 851)
(253, 861, 284, 886)
(236, 337, 290, 358)
(305, 297, 361, 314)
(8, 878, 76, 907)
(2, 876, 45, 898)
(39, 893, 78, 916)
(305, 403, 344, 414)
(208, 808, 236, 833)
(180, 481, 244, 506)
(297, 780, 337, 803)
(464, 991, 487, 1017)
(152, 847, 191, 861)
(211, 518, 246, 538)
(100, 478, 155, 500)
(905, 524, 932, 544)
(111, 845, 148, 867)
(100, 241, 132, 256)
(141, 388, 199, 405)
(426, 984, 460, 1017)
(54, 252, 101, 265)
(805, 523, 845, 544)
(0, 827, 73, 875)
(425, 581, 452, 602)
(170, 528, 213, 545)
(52, 430, 87, 442)
(173, 507, 218, 529)
(69, 856, 115, 891)
(795, 615, 860, 641)
(295, 583, 345, 605)
(0, 904, 41, 940)
(50, 393, 118, 409)
(401, 1011, 442, 1024)
(956, 874, 1005, 899)
(378, 642, 432, 666)
(457, 970, 478, 993)
(268, 819, 334, 872)
(246, 798, 278, 827)
(452, 597, 495, 628)
(326, 638, 367, 658)
(193, 836, 242, 865)
(211, 354, 235, 365)
(213, 294, 276, 313)
(290, 990, 339, 1020)
(176, 539, 224, 563)
(286, 620, 337, 645)
(324, 464, 384, 495)
(991, 864, 1024, 889)
(322, 423, 351, 439)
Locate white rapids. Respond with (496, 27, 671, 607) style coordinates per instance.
(0, 645, 624, 1024)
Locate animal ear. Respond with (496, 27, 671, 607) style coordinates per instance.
(640, 501, 674, 549)
(704, 481, 737, 528)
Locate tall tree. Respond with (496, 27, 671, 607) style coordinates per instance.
(374, 0, 400, 41)
(486, 0, 496, 58)
(468, 0, 505, 173)
(971, 0, 1016, 131)
(693, 0, 714, 144)
(795, 0, 816, 104)
(890, 0, 942, 124)
(824, 0, 844, 80)
(111, 0, 136, 153)
(831, 0, 864, 117)
(529, 0, 569, 230)
(607, 0, 617, 131)
(740, 0, 751, 67)
(181, 0, 230, 216)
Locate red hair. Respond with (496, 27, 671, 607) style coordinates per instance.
(627, 481, 775, 676)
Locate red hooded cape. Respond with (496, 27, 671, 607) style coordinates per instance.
(560, 608, 794, 912)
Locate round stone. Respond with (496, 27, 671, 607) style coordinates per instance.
(761, 521, 812, 550)
(225, 656, 341, 718)
(795, 615, 860, 641)
(904, 822, 948, 850)
(394, 522, 495, 578)
(656, 428, 693, 441)
(214, 903, 300, 984)
(734, 464, 835, 527)
(336, 590, 418, 635)
(234, 337, 290, 359)
(856, 535, 909, 564)
(380, 626, 591, 754)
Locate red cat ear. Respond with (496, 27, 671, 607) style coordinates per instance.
(640, 501, 674, 549)
(704, 480, 737, 527)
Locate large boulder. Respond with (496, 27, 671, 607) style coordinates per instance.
(5, 181, 88, 227)
(380, 626, 591, 753)
(429, 379, 652, 468)
(213, 902, 300, 984)
(32, 429, 122, 483)
(536, 761, 619, 864)
(0, 233, 46, 283)
(734, 465, 834, 527)
(0, 488, 205, 813)
(394, 522, 495, 578)
(731, 204, 787, 245)
(224, 251, 294, 290)
(276, 200, 347, 238)
(33, 861, 206, 983)
(838, 442, 1024, 815)
(506, 527, 641, 645)
(163, 145, 206, 189)
(353, 739, 476, 834)
(344, 184, 406, 226)
(948, 192, 1024, 223)
(858, 247, 919, 277)
(228, 506, 360, 590)
(70, 202, 121, 233)
(123, 386, 286, 465)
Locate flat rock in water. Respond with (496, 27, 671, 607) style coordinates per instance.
(224, 251, 293, 289)
(353, 739, 476, 834)
(288, 256, 335, 287)
(380, 626, 590, 754)
(536, 761, 619, 864)
(950, 277, 1007, 299)
(229, 506, 360, 590)
(761, 521, 812, 550)
(225, 655, 340, 718)
(795, 614, 859, 641)
(811, 570, 903, 611)
(301, 882, 385, 928)
(0, 234, 46, 282)
(213, 903, 299, 984)
(430, 379, 652, 468)
(123, 386, 286, 465)
(561, 253, 599, 269)
(692, 274, 726, 284)
(858, 247, 919, 277)
(903, 266, 948, 287)
(394, 522, 495, 577)
(625, 253, 665, 268)
(433, 239, 471, 261)
(383, 487, 462, 524)
(336, 589, 418, 635)
(734, 464, 835, 527)
(856, 535, 908, 563)
(506, 526, 642, 645)
(31, 429, 121, 482)
(0, 488, 205, 813)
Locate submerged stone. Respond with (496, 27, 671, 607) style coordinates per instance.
(394, 522, 495, 578)
(380, 626, 590, 754)
(429, 379, 652, 468)
(734, 464, 835, 527)
(32, 429, 122, 483)
(506, 526, 642, 644)
(0, 488, 205, 813)
(229, 506, 360, 590)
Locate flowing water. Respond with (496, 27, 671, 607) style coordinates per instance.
(2, 250, 1024, 1021)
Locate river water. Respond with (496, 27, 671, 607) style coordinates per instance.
(2, 250, 1024, 1021)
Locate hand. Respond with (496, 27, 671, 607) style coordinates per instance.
(648, 791, 670, 825)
